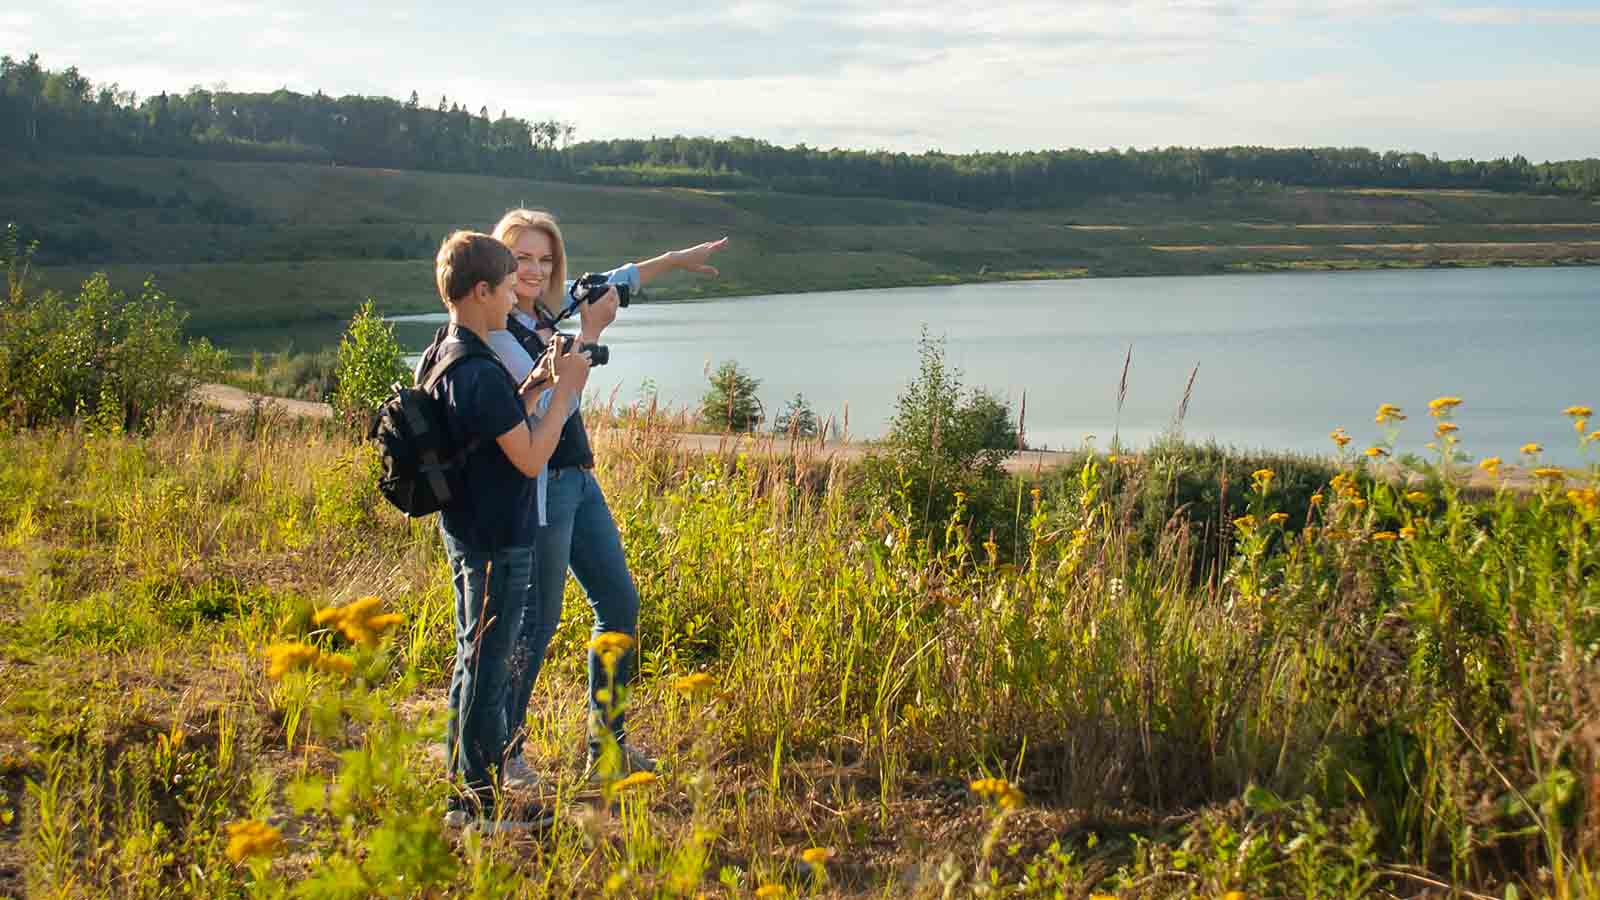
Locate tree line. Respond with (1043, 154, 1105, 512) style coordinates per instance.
(4, 52, 1598, 208)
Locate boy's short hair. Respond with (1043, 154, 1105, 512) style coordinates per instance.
(435, 230, 518, 304)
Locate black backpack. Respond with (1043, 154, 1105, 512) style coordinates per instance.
(367, 335, 508, 517)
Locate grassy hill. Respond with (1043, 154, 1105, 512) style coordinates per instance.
(9, 154, 1600, 351)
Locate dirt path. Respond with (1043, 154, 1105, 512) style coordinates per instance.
(194, 384, 1563, 488)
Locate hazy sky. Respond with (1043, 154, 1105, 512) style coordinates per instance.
(5, 0, 1597, 161)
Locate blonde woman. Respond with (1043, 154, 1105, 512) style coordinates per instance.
(490, 208, 727, 783)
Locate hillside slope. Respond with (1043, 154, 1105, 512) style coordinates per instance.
(10, 155, 1600, 350)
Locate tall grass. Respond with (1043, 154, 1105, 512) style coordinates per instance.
(0, 398, 1595, 897)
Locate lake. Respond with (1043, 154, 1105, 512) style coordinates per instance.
(394, 267, 1600, 464)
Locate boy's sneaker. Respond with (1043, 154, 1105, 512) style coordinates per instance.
(502, 755, 544, 792)
(442, 798, 556, 833)
(585, 744, 658, 783)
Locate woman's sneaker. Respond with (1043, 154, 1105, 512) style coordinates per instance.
(585, 744, 657, 783)
(502, 755, 544, 792)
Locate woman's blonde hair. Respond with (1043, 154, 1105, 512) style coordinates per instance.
(491, 208, 567, 312)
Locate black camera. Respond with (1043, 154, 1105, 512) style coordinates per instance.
(568, 272, 630, 309)
(553, 332, 609, 367)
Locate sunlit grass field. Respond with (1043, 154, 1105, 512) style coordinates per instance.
(1, 395, 1596, 897)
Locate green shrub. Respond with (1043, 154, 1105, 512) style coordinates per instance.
(700, 360, 762, 431)
(863, 329, 1019, 540)
(0, 224, 226, 431)
(773, 392, 819, 437)
(329, 299, 409, 427)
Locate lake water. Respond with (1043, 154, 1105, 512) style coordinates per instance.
(394, 267, 1600, 464)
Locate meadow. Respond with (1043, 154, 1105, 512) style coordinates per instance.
(11, 154, 1600, 352)
(1, 392, 1597, 897)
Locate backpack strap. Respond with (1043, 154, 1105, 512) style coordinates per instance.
(410, 334, 514, 505)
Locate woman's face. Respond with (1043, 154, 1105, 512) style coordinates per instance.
(509, 229, 556, 306)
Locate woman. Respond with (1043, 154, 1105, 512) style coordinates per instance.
(490, 208, 728, 783)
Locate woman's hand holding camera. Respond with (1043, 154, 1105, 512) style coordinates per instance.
(577, 286, 620, 344)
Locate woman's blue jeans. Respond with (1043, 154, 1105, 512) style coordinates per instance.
(504, 467, 641, 757)
(440, 527, 531, 801)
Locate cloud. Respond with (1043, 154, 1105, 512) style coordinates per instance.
(1435, 5, 1600, 25)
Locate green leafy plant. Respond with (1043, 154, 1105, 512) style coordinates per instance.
(699, 359, 762, 432)
(329, 299, 409, 427)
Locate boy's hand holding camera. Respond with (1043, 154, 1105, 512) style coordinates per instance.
(519, 332, 591, 413)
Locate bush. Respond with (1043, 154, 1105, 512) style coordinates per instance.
(0, 224, 226, 430)
(329, 300, 409, 427)
(863, 329, 1018, 539)
(700, 360, 762, 432)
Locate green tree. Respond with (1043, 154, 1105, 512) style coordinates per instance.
(773, 392, 819, 437)
(330, 299, 408, 427)
(700, 360, 762, 432)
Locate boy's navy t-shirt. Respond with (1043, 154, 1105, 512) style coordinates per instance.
(421, 326, 533, 551)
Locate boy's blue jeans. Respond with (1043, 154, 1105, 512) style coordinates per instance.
(504, 467, 640, 758)
(440, 526, 531, 802)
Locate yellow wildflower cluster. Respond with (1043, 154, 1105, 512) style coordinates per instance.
(1435, 421, 1459, 438)
(801, 847, 835, 866)
(1309, 492, 1325, 506)
(1233, 515, 1258, 532)
(1404, 491, 1431, 507)
(313, 596, 405, 647)
(224, 820, 283, 863)
(755, 885, 787, 898)
(1372, 531, 1398, 542)
(1428, 396, 1463, 417)
(970, 777, 1025, 809)
(1479, 457, 1502, 475)
(613, 771, 657, 792)
(1521, 443, 1543, 456)
(1329, 473, 1360, 502)
(1375, 403, 1406, 424)
(1365, 446, 1388, 459)
(1568, 488, 1599, 511)
(673, 673, 716, 697)
(1563, 405, 1593, 419)
(1533, 467, 1566, 481)
(1251, 468, 1275, 491)
(1400, 526, 1418, 539)
(1267, 512, 1289, 526)
(1329, 427, 1352, 449)
(265, 642, 353, 680)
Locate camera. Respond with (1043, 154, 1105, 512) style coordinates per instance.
(553, 332, 609, 367)
(568, 272, 630, 309)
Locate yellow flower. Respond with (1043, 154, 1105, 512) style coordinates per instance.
(613, 771, 657, 792)
(970, 777, 1024, 809)
(801, 847, 834, 866)
(1309, 492, 1324, 506)
(315, 654, 355, 676)
(1589, 430, 1600, 444)
(1479, 456, 1502, 474)
(1434, 422, 1459, 436)
(1428, 396, 1463, 416)
(1400, 526, 1418, 539)
(1329, 428, 1352, 448)
(1220, 893, 1250, 900)
(673, 673, 716, 697)
(1404, 491, 1430, 506)
(1521, 443, 1543, 455)
(1232, 515, 1258, 531)
(1568, 488, 1599, 510)
(1267, 512, 1289, 526)
(1563, 405, 1593, 418)
(1364, 446, 1388, 458)
(1106, 455, 1118, 464)
(1090, 895, 1120, 900)
(1375, 403, 1406, 424)
(1252, 468, 1275, 483)
(589, 632, 636, 656)
(265, 642, 321, 680)
(755, 885, 787, 898)
(1372, 531, 1398, 542)
(1533, 467, 1565, 481)
(313, 596, 405, 647)
(1349, 498, 1368, 511)
(1577, 418, 1589, 435)
(224, 820, 283, 864)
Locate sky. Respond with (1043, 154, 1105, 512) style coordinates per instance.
(4, 0, 1598, 161)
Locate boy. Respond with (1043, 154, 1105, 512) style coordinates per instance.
(420, 230, 589, 830)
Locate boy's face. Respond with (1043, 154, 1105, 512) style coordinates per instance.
(486, 273, 518, 329)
